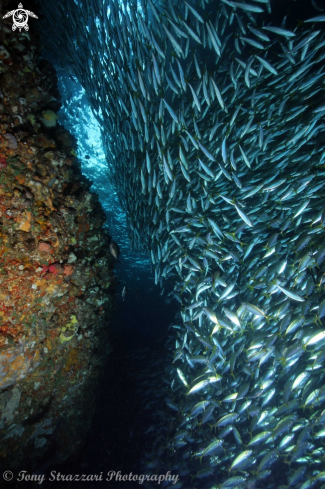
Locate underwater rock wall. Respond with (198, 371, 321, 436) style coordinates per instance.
(0, 11, 116, 472)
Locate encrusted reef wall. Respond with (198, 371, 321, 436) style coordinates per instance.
(0, 10, 116, 473)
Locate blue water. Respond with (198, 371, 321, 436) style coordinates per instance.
(41, 73, 179, 488)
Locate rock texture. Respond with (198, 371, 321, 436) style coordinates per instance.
(0, 6, 116, 474)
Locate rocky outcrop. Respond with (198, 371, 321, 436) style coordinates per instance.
(0, 7, 116, 473)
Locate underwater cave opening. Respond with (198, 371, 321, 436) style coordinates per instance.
(32, 62, 181, 486)
(50, 68, 179, 339)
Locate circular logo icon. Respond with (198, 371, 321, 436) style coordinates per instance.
(2, 3, 38, 32)
(13, 8, 29, 31)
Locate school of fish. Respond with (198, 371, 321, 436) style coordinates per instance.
(41, 0, 325, 487)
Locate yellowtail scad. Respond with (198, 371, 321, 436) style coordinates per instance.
(41, 0, 325, 487)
